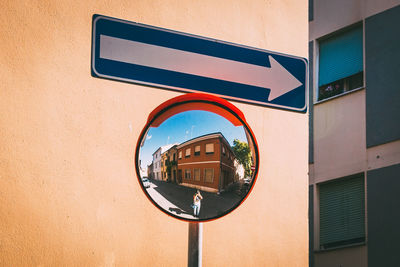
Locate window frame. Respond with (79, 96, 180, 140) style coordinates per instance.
(185, 148, 191, 158)
(194, 145, 201, 156)
(204, 168, 214, 183)
(194, 168, 201, 181)
(205, 143, 214, 154)
(184, 169, 191, 180)
(315, 22, 365, 104)
(317, 173, 366, 251)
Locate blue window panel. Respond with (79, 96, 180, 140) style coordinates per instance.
(319, 26, 363, 86)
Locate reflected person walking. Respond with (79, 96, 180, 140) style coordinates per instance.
(193, 190, 203, 218)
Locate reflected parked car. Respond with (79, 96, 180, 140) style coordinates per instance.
(142, 177, 150, 188)
(239, 177, 251, 195)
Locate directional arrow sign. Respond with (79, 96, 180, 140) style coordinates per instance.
(92, 15, 308, 112)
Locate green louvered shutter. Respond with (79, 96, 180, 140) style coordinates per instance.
(319, 174, 365, 249)
(319, 25, 363, 86)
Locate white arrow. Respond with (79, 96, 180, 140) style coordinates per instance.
(99, 35, 302, 101)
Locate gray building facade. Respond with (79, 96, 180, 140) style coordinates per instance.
(308, 1, 400, 266)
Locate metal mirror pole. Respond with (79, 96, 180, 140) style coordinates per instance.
(188, 222, 203, 267)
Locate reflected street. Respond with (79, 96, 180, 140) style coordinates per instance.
(146, 178, 242, 220)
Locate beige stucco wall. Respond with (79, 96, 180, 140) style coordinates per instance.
(0, 1, 308, 266)
(314, 245, 367, 267)
(312, 90, 367, 183)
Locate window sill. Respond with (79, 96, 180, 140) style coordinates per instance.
(314, 241, 366, 253)
(314, 86, 364, 105)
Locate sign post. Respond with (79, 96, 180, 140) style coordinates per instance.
(135, 93, 259, 267)
(188, 223, 203, 267)
(92, 15, 308, 113)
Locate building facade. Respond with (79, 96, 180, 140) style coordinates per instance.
(176, 133, 236, 193)
(152, 147, 162, 180)
(166, 145, 178, 183)
(161, 150, 168, 181)
(308, 2, 400, 267)
(234, 159, 245, 181)
(152, 144, 176, 181)
(147, 162, 153, 179)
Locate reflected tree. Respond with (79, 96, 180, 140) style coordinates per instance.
(232, 139, 252, 177)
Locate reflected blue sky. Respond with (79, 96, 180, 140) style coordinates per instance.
(139, 110, 247, 170)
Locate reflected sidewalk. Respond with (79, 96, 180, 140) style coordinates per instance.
(146, 178, 242, 220)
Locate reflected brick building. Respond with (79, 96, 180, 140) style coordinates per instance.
(176, 132, 236, 193)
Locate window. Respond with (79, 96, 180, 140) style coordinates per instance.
(194, 168, 200, 181)
(318, 25, 363, 101)
(194, 145, 200, 156)
(205, 143, 214, 154)
(319, 174, 365, 249)
(185, 169, 191, 180)
(185, 148, 191, 158)
(204, 168, 214, 183)
(173, 153, 176, 161)
(179, 151, 182, 159)
(222, 146, 226, 155)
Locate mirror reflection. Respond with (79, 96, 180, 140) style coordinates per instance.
(138, 110, 256, 221)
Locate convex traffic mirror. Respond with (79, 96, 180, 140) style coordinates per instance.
(135, 93, 259, 222)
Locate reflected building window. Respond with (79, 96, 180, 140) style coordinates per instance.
(185, 169, 191, 180)
(204, 168, 214, 183)
(205, 143, 214, 154)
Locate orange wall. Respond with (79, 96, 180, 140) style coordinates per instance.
(0, 0, 308, 266)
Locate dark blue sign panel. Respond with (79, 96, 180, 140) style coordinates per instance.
(92, 14, 308, 112)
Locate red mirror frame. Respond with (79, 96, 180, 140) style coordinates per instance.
(135, 93, 259, 222)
